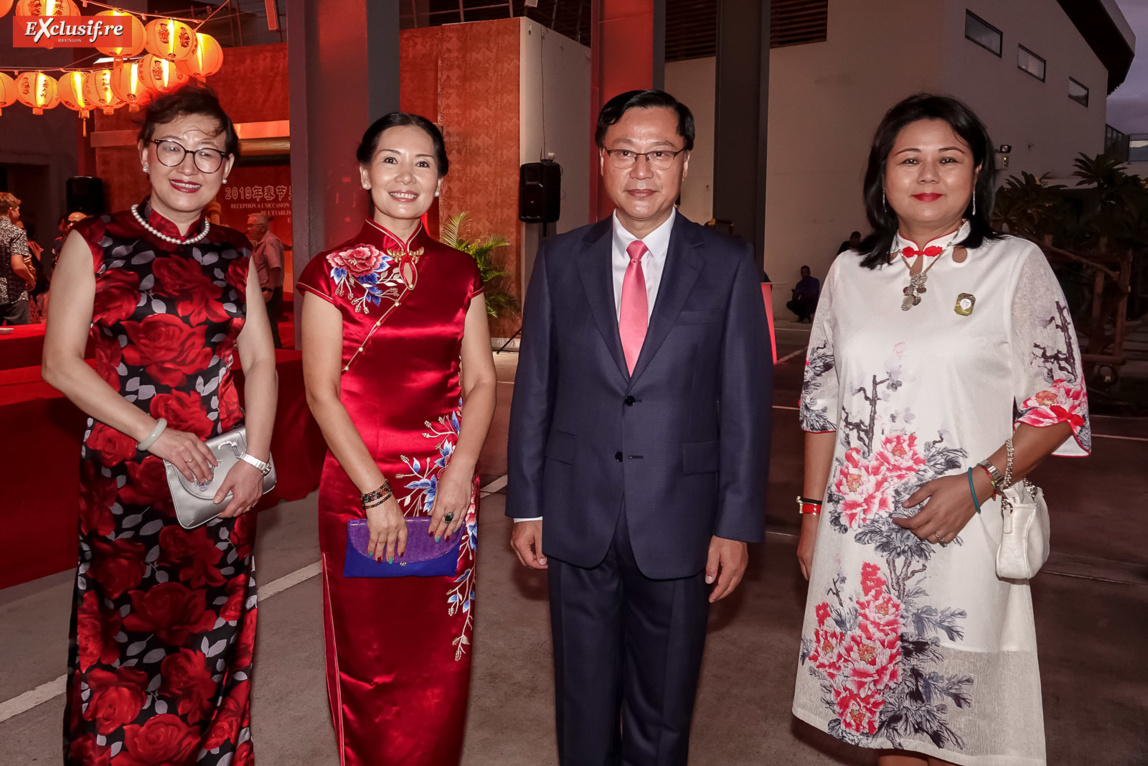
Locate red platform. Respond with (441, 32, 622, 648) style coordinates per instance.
(0, 348, 323, 590)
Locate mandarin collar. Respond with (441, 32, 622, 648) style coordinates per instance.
(137, 197, 207, 240)
(361, 217, 426, 253)
(893, 220, 971, 255)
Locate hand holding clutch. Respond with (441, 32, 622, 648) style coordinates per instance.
(365, 497, 408, 564)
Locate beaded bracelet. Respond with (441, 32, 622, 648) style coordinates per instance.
(361, 481, 393, 508)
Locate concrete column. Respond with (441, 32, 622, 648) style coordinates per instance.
(287, 0, 400, 314)
(589, 0, 665, 221)
(712, 0, 768, 270)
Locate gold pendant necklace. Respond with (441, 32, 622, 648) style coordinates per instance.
(898, 245, 952, 311)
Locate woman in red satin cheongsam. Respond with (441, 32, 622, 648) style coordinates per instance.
(298, 113, 497, 765)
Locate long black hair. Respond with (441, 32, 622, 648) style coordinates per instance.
(357, 112, 449, 177)
(858, 93, 999, 269)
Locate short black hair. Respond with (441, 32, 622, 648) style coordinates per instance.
(858, 93, 999, 269)
(357, 112, 449, 177)
(849, 231, 861, 238)
(595, 90, 694, 152)
(139, 84, 240, 159)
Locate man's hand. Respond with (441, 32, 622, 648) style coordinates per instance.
(705, 536, 748, 603)
(511, 520, 547, 569)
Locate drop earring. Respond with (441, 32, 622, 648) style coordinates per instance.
(972, 192, 976, 216)
(143, 163, 149, 173)
(882, 188, 887, 211)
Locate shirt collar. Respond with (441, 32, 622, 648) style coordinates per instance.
(137, 197, 206, 240)
(893, 220, 971, 255)
(612, 209, 676, 259)
(361, 217, 426, 253)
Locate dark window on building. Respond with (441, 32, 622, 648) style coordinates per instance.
(1017, 45, 1045, 81)
(1069, 77, 1089, 107)
(771, 0, 829, 49)
(965, 11, 1001, 56)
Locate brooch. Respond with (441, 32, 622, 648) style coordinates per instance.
(954, 293, 976, 316)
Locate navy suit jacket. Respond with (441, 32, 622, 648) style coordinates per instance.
(506, 214, 772, 579)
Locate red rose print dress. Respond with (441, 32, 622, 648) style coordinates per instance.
(296, 219, 484, 766)
(63, 200, 258, 766)
(793, 225, 1091, 765)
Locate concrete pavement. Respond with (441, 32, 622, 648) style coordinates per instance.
(2, 323, 1145, 764)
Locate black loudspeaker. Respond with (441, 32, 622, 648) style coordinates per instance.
(66, 176, 106, 216)
(519, 160, 561, 223)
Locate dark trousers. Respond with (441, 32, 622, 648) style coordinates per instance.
(0, 299, 30, 325)
(265, 286, 283, 348)
(548, 506, 709, 766)
(787, 295, 818, 322)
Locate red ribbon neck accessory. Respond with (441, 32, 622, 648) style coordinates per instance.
(902, 245, 944, 258)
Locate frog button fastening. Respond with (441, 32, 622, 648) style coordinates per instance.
(954, 293, 976, 316)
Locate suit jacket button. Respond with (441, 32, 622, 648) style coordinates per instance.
(614, 451, 623, 462)
(624, 396, 635, 406)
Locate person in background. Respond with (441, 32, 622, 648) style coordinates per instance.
(0, 192, 34, 325)
(837, 229, 862, 254)
(51, 211, 89, 272)
(247, 211, 285, 348)
(43, 84, 277, 764)
(787, 264, 821, 322)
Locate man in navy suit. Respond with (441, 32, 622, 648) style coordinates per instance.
(507, 90, 771, 765)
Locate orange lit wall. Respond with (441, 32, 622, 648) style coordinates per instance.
(401, 18, 522, 340)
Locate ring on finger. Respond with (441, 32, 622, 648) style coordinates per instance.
(444, 512, 454, 523)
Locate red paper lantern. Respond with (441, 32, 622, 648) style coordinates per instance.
(176, 33, 223, 81)
(0, 1, 15, 19)
(141, 54, 190, 94)
(0, 72, 18, 116)
(57, 70, 90, 117)
(111, 60, 154, 112)
(83, 67, 121, 115)
(14, 0, 79, 49)
(94, 10, 146, 64)
(15, 71, 59, 114)
(14, 0, 79, 16)
(144, 18, 197, 63)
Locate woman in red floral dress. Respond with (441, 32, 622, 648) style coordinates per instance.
(43, 86, 278, 765)
(299, 113, 497, 765)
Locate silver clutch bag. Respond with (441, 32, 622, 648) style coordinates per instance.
(163, 425, 276, 529)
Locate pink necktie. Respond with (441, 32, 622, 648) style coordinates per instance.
(620, 240, 649, 374)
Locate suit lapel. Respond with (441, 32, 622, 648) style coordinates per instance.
(577, 219, 630, 382)
(629, 216, 703, 383)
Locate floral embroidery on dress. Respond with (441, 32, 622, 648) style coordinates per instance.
(396, 398, 477, 661)
(801, 344, 973, 753)
(327, 243, 423, 314)
(1016, 299, 1091, 449)
(800, 340, 836, 433)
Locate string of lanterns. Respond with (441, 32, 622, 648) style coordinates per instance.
(0, 0, 226, 121)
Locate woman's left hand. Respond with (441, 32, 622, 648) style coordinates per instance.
(893, 473, 979, 546)
(214, 460, 265, 519)
(428, 462, 473, 541)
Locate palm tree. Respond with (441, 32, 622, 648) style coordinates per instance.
(441, 212, 520, 319)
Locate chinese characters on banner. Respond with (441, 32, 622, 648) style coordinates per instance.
(216, 164, 294, 292)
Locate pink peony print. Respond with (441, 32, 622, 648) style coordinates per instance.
(873, 432, 926, 482)
(833, 448, 894, 528)
(328, 245, 388, 277)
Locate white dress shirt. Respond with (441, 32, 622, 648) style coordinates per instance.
(515, 210, 677, 523)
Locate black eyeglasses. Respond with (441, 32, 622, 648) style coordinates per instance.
(603, 148, 687, 169)
(150, 139, 230, 174)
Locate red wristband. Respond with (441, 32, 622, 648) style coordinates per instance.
(977, 465, 998, 498)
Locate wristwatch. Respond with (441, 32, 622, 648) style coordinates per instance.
(241, 453, 273, 476)
(977, 459, 1004, 490)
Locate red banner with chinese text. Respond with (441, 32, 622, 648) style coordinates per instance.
(216, 164, 294, 292)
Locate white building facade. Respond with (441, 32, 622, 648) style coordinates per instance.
(667, 0, 1134, 315)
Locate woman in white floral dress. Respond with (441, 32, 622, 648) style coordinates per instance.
(792, 95, 1090, 765)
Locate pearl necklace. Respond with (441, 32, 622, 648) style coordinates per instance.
(131, 204, 210, 245)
